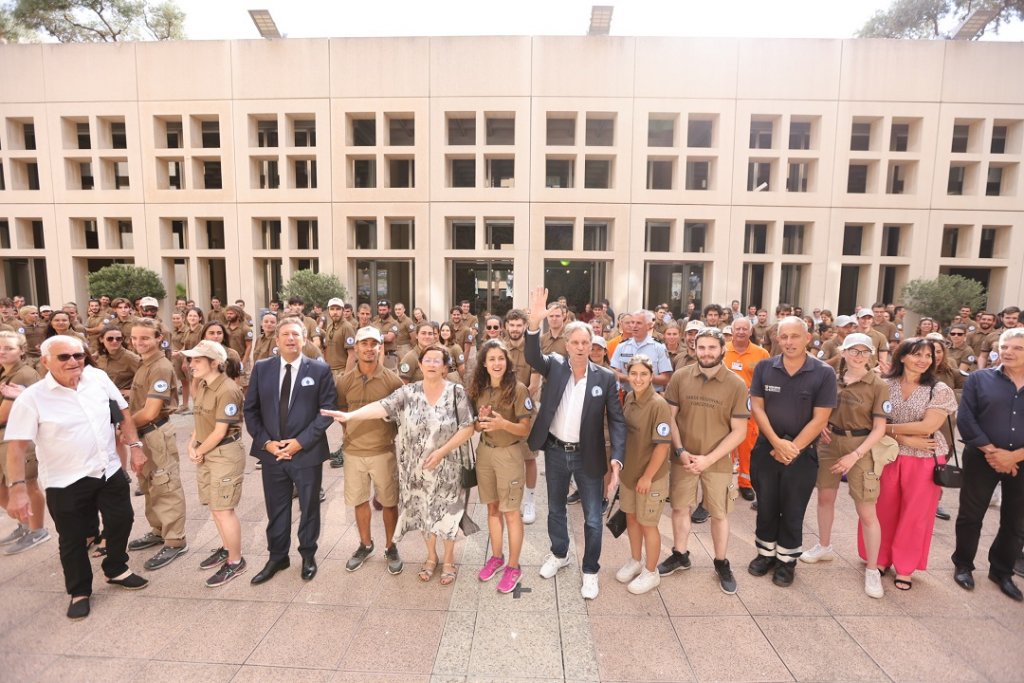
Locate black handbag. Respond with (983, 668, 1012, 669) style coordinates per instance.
(605, 490, 627, 538)
(932, 415, 963, 488)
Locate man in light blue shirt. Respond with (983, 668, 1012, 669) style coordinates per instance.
(610, 309, 673, 393)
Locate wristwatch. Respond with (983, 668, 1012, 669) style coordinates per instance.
(127, 441, 144, 449)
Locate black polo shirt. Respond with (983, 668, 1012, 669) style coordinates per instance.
(750, 353, 837, 439)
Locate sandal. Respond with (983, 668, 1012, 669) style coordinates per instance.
(894, 577, 912, 591)
(418, 560, 437, 583)
(440, 563, 458, 586)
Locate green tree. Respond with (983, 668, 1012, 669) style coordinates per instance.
(901, 274, 987, 325)
(88, 263, 166, 301)
(10, 0, 185, 43)
(278, 270, 348, 311)
(858, 0, 1024, 39)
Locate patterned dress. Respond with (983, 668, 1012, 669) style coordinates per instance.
(380, 381, 475, 541)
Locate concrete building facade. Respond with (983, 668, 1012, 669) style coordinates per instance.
(0, 36, 1022, 318)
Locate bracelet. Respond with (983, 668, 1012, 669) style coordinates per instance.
(127, 441, 144, 449)
(7, 479, 26, 487)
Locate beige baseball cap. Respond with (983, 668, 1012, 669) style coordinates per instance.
(181, 339, 227, 363)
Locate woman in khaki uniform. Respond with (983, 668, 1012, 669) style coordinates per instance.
(251, 312, 279, 363)
(399, 322, 438, 384)
(467, 339, 533, 594)
(438, 322, 466, 382)
(615, 354, 673, 595)
(183, 340, 248, 587)
(95, 325, 141, 399)
(804, 332, 890, 599)
(199, 322, 241, 379)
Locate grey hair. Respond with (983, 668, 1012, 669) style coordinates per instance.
(632, 309, 654, 324)
(564, 320, 593, 341)
(40, 335, 85, 357)
(999, 327, 1024, 348)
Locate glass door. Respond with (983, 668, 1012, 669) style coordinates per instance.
(452, 260, 514, 319)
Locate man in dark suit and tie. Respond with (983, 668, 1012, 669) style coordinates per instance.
(243, 317, 337, 584)
(525, 286, 625, 600)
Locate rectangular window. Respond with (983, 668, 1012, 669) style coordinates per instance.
(114, 161, 130, 189)
(0, 161, 5, 191)
(585, 115, 614, 146)
(583, 158, 611, 189)
(486, 221, 514, 249)
(260, 219, 281, 249)
(486, 157, 514, 188)
(205, 220, 225, 249)
(23, 122, 36, 150)
(843, 225, 863, 256)
(390, 220, 414, 249)
(486, 115, 515, 145)
(847, 164, 868, 193)
(979, 227, 997, 259)
(451, 220, 475, 249)
(387, 116, 414, 146)
(986, 166, 1003, 196)
(647, 159, 673, 190)
(545, 158, 573, 188)
(165, 120, 183, 149)
(294, 159, 317, 189)
(941, 226, 960, 258)
(583, 221, 608, 251)
(747, 161, 771, 191)
(789, 121, 811, 150)
(947, 165, 965, 195)
(685, 160, 710, 190)
(77, 122, 91, 150)
(447, 116, 476, 145)
(354, 220, 377, 249)
(27, 162, 40, 190)
(30, 220, 45, 248)
(688, 118, 713, 148)
(951, 124, 969, 153)
(353, 158, 376, 188)
(881, 225, 902, 257)
(546, 116, 575, 145)
(645, 221, 671, 252)
(545, 222, 573, 250)
(83, 220, 99, 249)
(294, 258, 319, 273)
(352, 118, 375, 146)
(170, 220, 186, 249)
(202, 160, 221, 189)
(850, 122, 871, 151)
(779, 264, 803, 306)
(749, 120, 772, 149)
(201, 120, 220, 149)
(890, 123, 909, 152)
(0, 220, 9, 249)
(293, 119, 315, 147)
(684, 222, 707, 252)
(782, 223, 805, 255)
(991, 125, 1007, 154)
(80, 162, 94, 190)
(257, 120, 278, 148)
(744, 223, 767, 254)
(258, 159, 279, 189)
(887, 162, 906, 194)
(388, 158, 414, 188)
(116, 220, 133, 249)
(449, 158, 475, 187)
(648, 117, 675, 147)
(109, 121, 127, 150)
(787, 162, 809, 192)
(296, 219, 318, 250)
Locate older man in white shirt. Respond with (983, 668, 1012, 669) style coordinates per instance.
(5, 336, 149, 620)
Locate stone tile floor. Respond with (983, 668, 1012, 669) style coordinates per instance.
(1, 413, 1021, 682)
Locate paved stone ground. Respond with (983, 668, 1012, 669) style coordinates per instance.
(1, 412, 1021, 682)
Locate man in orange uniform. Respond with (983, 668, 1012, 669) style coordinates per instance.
(723, 317, 769, 503)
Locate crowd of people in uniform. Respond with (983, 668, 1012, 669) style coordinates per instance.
(0, 288, 1021, 621)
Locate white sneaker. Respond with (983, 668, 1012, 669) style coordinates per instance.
(581, 572, 600, 600)
(799, 543, 835, 564)
(864, 568, 884, 599)
(616, 558, 643, 584)
(522, 500, 536, 525)
(627, 568, 661, 595)
(539, 553, 570, 579)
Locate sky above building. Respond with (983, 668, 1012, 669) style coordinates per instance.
(177, 0, 1024, 41)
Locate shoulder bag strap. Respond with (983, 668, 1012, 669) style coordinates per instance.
(946, 414, 959, 466)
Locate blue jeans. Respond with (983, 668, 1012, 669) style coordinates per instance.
(545, 445, 605, 574)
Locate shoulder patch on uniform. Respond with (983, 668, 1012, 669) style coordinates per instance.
(882, 400, 892, 414)
(153, 380, 169, 393)
(967, 355, 976, 363)
(399, 363, 410, 373)
(272, 346, 279, 356)
(816, 350, 824, 358)
(591, 386, 603, 397)
(391, 325, 398, 333)
(246, 331, 253, 339)
(968, 326, 976, 332)
(525, 397, 533, 411)
(315, 328, 322, 336)
(813, 340, 820, 347)
(656, 422, 670, 437)
(346, 337, 355, 346)
(894, 332, 901, 339)
(458, 354, 465, 363)
(990, 350, 999, 361)
(224, 403, 238, 416)
(301, 376, 315, 387)
(161, 340, 170, 349)
(467, 334, 474, 342)
(17, 327, 24, 334)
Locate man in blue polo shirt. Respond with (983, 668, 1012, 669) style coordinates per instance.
(610, 309, 672, 393)
(748, 316, 836, 587)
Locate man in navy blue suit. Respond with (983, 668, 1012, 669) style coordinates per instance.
(244, 317, 337, 584)
(525, 286, 625, 600)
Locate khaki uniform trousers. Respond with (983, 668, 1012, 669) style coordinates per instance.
(139, 422, 187, 546)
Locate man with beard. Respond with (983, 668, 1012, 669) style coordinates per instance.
(208, 297, 227, 325)
(223, 305, 253, 370)
(503, 309, 542, 523)
(324, 298, 357, 469)
(84, 299, 108, 352)
(372, 300, 400, 370)
(660, 328, 749, 593)
(753, 309, 770, 348)
(971, 311, 1001, 369)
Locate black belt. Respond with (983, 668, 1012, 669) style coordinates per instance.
(196, 433, 241, 449)
(829, 424, 871, 437)
(481, 438, 521, 449)
(546, 434, 580, 452)
(138, 416, 169, 437)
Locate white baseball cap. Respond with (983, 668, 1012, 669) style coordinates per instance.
(327, 297, 345, 309)
(354, 326, 382, 343)
(840, 333, 875, 352)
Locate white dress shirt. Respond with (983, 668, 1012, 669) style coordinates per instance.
(278, 355, 302, 409)
(5, 365, 127, 488)
(550, 364, 589, 443)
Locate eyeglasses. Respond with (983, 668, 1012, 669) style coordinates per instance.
(104, 336, 123, 342)
(948, 332, 964, 336)
(485, 325, 500, 330)
(421, 357, 445, 365)
(845, 348, 871, 357)
(55, 352, 87, 362)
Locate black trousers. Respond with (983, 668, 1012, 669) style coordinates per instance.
(45, 469, 135, 597)
(260, 459, 323, 562)
(750, 436, 818, 564)
(952, 445, 1024, 580)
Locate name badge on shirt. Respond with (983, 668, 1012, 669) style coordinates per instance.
(764, 385, 781, 393)
(731, 362, 743, 371)
(301, 376, 315, 387)
(592, 386, 603, 397)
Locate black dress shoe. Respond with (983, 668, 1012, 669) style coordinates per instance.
(301, 556, 317, 581)
(989, 573, 1024, 602)
(953, 566, 975, 590)
(250, 558, 290, 585)
(67, 597, 90, 620)
(935, 506, 951, 521)
(739, 487, 756, 501)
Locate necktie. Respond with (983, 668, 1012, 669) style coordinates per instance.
(279, 363, 291, 439)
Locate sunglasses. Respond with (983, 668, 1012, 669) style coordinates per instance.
(105, 336, 123, 342)
(485, 325, 500, 330)
(55, 352, 87, 362)
(948, 332, 964, 336)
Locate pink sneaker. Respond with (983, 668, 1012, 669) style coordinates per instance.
(497, 566, 523, 594)
(478, 555, 505, 582)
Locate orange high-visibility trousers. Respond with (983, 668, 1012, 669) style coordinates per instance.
(737, 417, 758, 490)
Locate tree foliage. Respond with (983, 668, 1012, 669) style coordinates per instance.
(858, 0, 1024, 39)
(901, 274, 987, 325)
(8, 0, 184, 43)
(88, 263, 167, 301)
(278, 270, 349, 311)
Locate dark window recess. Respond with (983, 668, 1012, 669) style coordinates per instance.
(850, 122, 871, 151)
(890, 123, 909, 152)
(947, 166, 965, 195)
(116, 220, 132, 249)
(688, 119, 713, 148)
(259, 160, 279, 189)
(747, 162, 770, 191)
(296, 220, 318, 249)
(744, 223, 767, 254)
(986, 167, 1003, 196)
(452, 222, 475, 249)
(295, 159, 317, 189)
(354, 220, 377, 249)
(166, 121, 182, 149)
(0, 161, 5, 191)
(544, 223, 573, 250)
(583, 222, 608, 250)
(584, 159, 611, 189)
(486, 117, 514, 145)
(353, 159, 375, 188)
(951, 124, 969, 153)
(448, 118, 475, 145)
(786, 162, 809, 192)
(789, 121, 811, 150)
(77, 122, 91, 150)
(201, 121, 220, 148)
(32, 220, 45, 248)
(843, 225, 863, 256)
(585, 117, 614, 146)
(546, 117, 575, 145)
(352, 119, 375, 146)
(170, 220, 186, 249)
(80, 162, 94, 190)
(203, 161, 222, 189)
(847, 164, 868, 193)
(389, 159, 414, 188)
(206, 220, 225, 249)
(991, 126, 1007, 154)
(645, 222, 670, 252)
(388, 117, 415, 146)
(887, 164, 905, 194)
(684, 222, 707, 252)
(0, 220, 9, 249)
(486, 222, 513, 249)
(27, 162, 40, 190)
(782, 223, 804, 255)
(293, 120, 315, 147)
(545, 159, 573, 188)
(881, 225, 901, 257)
(260, 220, 281, 249)
(23, 123, 36, 150)
(450, 159, 475, 187)
(685, 160, 709, 190)
(110, 122, 127, 149)
(979, 227, 996, 258)
(749, 121, 772, 149)
(83, 220, 99, 249)
(940, 227, 959, 258)
(257, 120, 278, 148)
(648, 118, 674, 147)
(390, 221, 414, 249)
(487, 158, 514, 188)
(647, 160, 672, 190)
